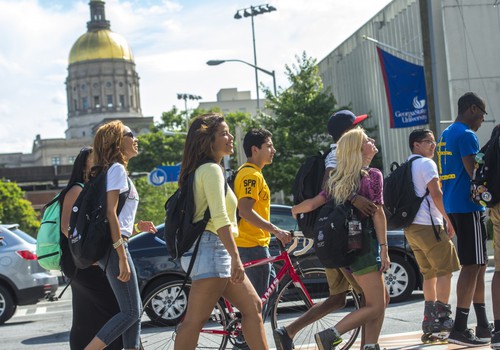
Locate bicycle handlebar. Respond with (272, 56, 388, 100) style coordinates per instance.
(286, 230, 314, 257)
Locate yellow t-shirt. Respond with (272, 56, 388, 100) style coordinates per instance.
(234, 163, 271, 247)
(193, 163, 238, 237)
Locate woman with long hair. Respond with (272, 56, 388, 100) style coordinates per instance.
(84, 120, 156, 350)
(174, 113, 268, 350)
(59, 147, 122, 350)
(314, 128, 390, 350)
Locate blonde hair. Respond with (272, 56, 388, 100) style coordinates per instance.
(92, 120, 127, 173)
(327, 127, 366, 203)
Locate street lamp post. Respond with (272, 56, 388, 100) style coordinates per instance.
(177, 93, 202, 129)
(234, 4, 276, 110)
(207, 59, 276, 96)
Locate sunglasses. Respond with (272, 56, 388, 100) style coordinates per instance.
(123, 131, 135, 138)
(475, 104, 488, 115)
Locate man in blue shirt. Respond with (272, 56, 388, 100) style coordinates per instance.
(437, 92, 490, 346)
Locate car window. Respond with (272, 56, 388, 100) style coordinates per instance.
(270, 211, 297, 232)
(9, 228, 36, 244)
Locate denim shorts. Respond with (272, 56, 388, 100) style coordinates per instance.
(181, 231, 231, 280)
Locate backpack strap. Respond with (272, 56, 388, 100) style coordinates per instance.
(116, 177, 132, 215)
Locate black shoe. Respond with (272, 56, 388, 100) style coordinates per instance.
(448, 328, 489, 347)
(476, 323, 494, 342)
(273, 326, 295, 350)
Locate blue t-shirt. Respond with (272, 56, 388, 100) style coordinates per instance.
(438, 122, 484, 213)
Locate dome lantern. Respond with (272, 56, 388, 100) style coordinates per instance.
(87, 0, 110, 31)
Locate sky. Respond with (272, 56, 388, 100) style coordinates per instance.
(0, 0, 392, 154)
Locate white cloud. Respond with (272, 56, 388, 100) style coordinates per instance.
(0, 0, 391, 153)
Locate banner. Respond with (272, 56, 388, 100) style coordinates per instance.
(377, 47, 428, 128)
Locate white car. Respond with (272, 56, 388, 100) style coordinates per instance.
(0, 225, 58, 325)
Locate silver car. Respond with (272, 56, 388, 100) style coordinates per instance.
(0, 225, 58, 325)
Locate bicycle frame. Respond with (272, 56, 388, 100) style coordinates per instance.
(203, 236, 316, 336)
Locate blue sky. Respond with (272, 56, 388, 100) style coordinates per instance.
(0, 0, 392, 154)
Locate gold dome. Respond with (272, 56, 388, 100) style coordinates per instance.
(69, 29, 134, 64)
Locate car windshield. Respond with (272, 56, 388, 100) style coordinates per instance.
(2, 226, 36, 244)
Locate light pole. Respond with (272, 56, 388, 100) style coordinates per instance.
(207, 59, 276, 96)
(177, 93, 202, 129)
(234, 4, 276, 110)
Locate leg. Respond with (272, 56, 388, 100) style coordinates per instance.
(435, 274, 452, 304)
(422, 277, 437, 302)
(223, 276, 268, 350)
(174, 277, 229, 350)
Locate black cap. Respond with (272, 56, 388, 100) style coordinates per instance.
(327, 110, 368, 142)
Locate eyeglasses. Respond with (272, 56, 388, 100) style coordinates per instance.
(475, 104, 488, 115)
(418, 139, 437, 146)
(123, 131, 135, 138)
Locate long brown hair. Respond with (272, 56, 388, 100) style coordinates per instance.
(178, 113, 225, 186)
(92, 120, 127, 174)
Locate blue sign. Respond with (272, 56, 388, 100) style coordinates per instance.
(377, 47, 428, 128)
(148, 165, 181, 186)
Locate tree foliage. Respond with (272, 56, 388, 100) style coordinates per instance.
(134, 177, 177, 226)
(261, 52, 339, 198)
(0, 180, 40, 234)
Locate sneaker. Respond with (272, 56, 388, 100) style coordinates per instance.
(232, 334, 249, 350)
(492, 330, 500, 349)
(448, 328, 489, 347)
(314, 328, 342, 350)
(476, 323, 494, 342)
(363, 344, 381, 350)
(273, 326, 294, 350)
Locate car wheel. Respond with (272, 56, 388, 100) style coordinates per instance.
(142, 277, 190, 327)
(0, 285, 16, 325)
(384, 253, 416, 303)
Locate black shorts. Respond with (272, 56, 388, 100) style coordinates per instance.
(449, 211, 488, 265)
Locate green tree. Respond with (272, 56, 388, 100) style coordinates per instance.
(261, 52, 338, 198)
(0, 180, 40, 234)
(134, 177, 177, 226)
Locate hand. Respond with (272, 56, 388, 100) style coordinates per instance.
(445, 218, 455, 238)
(230, 257, 245, 284)
(352, 195, 378, 216)
(274, 228, 292, 246)
(291, 206, 299, 219)
(117, 257, 131, 282)
(379, 246, 390, 272)
(137, 220, 157, 233)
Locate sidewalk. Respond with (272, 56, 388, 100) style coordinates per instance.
(377, 331, 493, 350)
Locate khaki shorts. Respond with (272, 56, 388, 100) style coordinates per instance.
(490, 203, 500, 271)
(404, 224, 460, 279)
(325, 267, 362, 295)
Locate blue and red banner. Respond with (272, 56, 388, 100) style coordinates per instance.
(377, 47, 428, 128)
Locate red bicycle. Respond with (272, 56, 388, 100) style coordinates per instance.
(140, 232, 361, 349)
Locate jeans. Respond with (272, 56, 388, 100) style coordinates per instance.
(96, 243, 142, 349)
(238, 246, 272, 298)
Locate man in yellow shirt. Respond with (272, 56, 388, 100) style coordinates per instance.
(234, 128, 291, 300)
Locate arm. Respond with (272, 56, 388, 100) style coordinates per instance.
(238, 197, 291, 245)
(133, 220, 157, 235)
(372, 205, 390, 272)
(291, 193, 327, 218)
(60, 186, 83, 237)
(462, 154, 476, 179)
(217, 224, 244, 284)
(427, 178, 455, 237)
(351, 194, 378, 216)
(106, 189, 130, 282)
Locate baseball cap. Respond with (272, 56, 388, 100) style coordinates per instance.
(327, 110, 368, 142)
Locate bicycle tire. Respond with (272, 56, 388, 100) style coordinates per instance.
(140, 279, 229, 350)
(270, 267, 361, 350)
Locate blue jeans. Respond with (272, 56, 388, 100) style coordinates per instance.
(238, 246, 272, 298)
(97, 243, 141, 348)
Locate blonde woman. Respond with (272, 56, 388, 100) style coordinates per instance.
(174, 113, 268, 350)
(314, 128, 390, 350)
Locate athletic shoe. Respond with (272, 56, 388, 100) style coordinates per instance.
(476, 323, 494, 342)
(363, 344, 382, 350)
(448, 328, 489, 347)
(314, 328, 342, 350)
(273, 326, 294, 350)
(491, 330, 500, 349)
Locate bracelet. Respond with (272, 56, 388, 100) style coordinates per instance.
(134, 222, 140, 233)
(379, 242, 387, 246)
(113, 238, 124, 249)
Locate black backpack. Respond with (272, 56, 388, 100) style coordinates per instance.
(292, 149, 331, 238)
(313, 200, 371, 268)
(383, 156, 428, 230)
(164, 162, 214, 260)
(68, 167, 130, 269)
(471, 126, 500, 208)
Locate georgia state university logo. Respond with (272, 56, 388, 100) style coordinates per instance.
(413, 96, 426, 109)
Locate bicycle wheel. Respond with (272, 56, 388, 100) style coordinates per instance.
(270, 268, 361, 350)
(140, 279, 229, 350)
